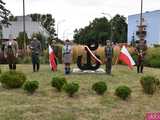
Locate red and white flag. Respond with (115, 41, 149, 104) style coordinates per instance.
(84, 45, 102, 64)
(118, 46, 135, 69)
(49, 45, 57, 71)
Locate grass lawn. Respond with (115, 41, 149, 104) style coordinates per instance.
(0, 64, 160, 120)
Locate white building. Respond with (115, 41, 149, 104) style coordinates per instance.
(1, 16, 49, 40)
(128, 10, 160, 45)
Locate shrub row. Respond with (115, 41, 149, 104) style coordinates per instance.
(51, 77, 131, 100)
(0, 71, 39, 94)
(51, 76, 79, 97)
(0, 71, 158, 98)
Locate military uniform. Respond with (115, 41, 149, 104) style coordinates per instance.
(105, 41, 113, 74)
(4, 39, 18, 70)
(29, 38, 42, 72)
(63, 40, 72, 74)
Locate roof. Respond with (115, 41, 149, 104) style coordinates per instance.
(2, 16, 50, 39)
(128, 10, 160, 18)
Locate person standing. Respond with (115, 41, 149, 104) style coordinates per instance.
(62, 40, 72, 74)
(49, 40, 58, 71)
(4, 38, 18, 70)
(105, 40, 113, 74)
(29, 37, 42, 72)
(137, 50, 145, 73)
(136, 40, 147, 73)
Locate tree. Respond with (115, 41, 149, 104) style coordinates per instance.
(30, 14, 56, 37)
(73, 14, 128, 45)
(8, 15, 17, 21)
(111, 14, 128, 43)
(0, 0, 10, 25)
(73, 17, 110, 45)
(16, 32, 29, 49)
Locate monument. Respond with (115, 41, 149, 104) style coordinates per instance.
(73, 41, 105, 74)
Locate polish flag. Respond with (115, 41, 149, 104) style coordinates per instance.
(49, 45, 57, 71)
(118, 46, 135, 69)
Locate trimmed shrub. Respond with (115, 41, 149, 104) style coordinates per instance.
(115, 85, 131, 100)
(0, 71, 26, 88)
(140, 76, 159, 94)
(23, 80, 39, 94)
(92, 81, 107, 95)
(51, 76, 67, 91)
(144, 47, 160, 68)
(64, 82, 79, 97)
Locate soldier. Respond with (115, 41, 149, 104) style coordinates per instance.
(136, 40, 147, 73)
(105, 40, 113, 74)
(29, 37, 42, 72)
(62, 40, 72, 74)
(4, 38, 18, 70)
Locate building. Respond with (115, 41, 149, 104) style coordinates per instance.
(128, 10, 160, 45)
(1, 16, 49, 41)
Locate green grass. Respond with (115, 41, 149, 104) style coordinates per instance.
(0, 64, 160, 120)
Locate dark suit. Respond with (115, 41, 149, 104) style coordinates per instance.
(29, 39, 42, 72)
(105, 46, 113, 74)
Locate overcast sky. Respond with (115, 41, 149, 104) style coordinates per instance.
(4, 0, 160, 40)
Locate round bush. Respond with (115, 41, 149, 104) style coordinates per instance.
(0, 71, 26, 88)
(115, 85, 131, 100)
(140, 76, 158, 94)
(51, 76, 67, 91)
(23, 80, 39, 94)
(64, 82, 79, 97)
(92, 81, 107, 95)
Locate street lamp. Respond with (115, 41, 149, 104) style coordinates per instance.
(57, 19, 66, 40)
(101, 12, 113, 42)
(23, 0, 26, 49)
(63, 29, 69, 41)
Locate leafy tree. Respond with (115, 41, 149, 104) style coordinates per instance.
(0, 0, 10, 25)
(30, 13, 56, 37)
(16, 32, 29, 49)
(8, 15, 17, 21)
(73, 14, 128, 45)
(111, 14, 127, 43)
(74, 17, 110, 45)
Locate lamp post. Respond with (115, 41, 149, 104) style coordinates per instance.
(101, 12, 113, 42)
(23, 0, 26, 49)
(63, 29, 68, 41)
(57, 19, 66, 40)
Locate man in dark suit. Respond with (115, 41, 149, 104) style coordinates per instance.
(105, 40, 113, 74)
(29, 37, 42, 72)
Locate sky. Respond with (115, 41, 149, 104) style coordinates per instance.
(4, 0, 160, 40)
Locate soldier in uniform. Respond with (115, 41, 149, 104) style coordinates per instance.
(62, 40, 72, 74)
(4, 38, 18, 70)
(29, 37, 42, 72)
(136, 40, 147, 73)
(105, 40, 113, 74)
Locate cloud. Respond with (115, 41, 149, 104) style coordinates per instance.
(4, 0, 160, 40)
(63, 0, 107, 7)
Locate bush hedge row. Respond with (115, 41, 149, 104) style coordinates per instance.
(0, 71, 159, 99)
